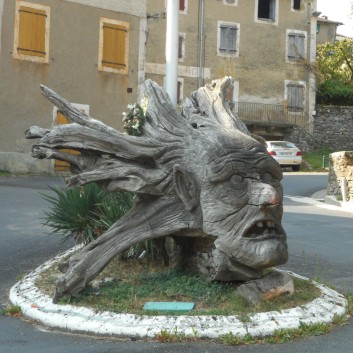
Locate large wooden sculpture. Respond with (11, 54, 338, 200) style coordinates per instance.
(26, 78, 288, 302)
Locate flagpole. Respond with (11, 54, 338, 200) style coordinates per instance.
(165, 0, 179, 106)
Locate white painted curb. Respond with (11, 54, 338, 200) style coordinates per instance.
(9, 248, 348, 339)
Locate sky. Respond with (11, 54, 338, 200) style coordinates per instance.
(317, 0, 353, 37)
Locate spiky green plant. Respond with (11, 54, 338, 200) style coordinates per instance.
(41, 183, 133, 244)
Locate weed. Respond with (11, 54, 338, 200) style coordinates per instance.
(345, 293, 353, 316)
(1, 305, 22, 317)
(155, 327, 200, 342)
(15, 273, 26, 282)
(219, 332, 256, 345)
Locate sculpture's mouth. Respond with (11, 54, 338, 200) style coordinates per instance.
(243, 219, 286, 240)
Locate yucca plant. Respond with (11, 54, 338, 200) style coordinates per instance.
(93, 192, 134, 230)
(41, 183, 133, 244)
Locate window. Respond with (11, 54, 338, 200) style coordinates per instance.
(13, 1, 50, 63)
(292, 0, 301, 11)
(257, 0, 276, 21)
(286, 82, 305, 111)
(218, 22, 240, 57)
(317, 23, 321, 34)
(286, 30, 306, 62)
(177, 78, 184, 104)
(178, 33, 185, 61)
(179, 0, 188, 13)
(98, 18, 129, 74)
(223, 0, 238, 5)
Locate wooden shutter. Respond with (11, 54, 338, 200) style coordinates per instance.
(179, 0, 185, 11)
(54, 112, 81, 172)
(177, 81, 182, 104)
(18, 6, 46, 57)
(297, 34, 305, 58)
(288, 84, 304, 111)
(178, 36, 183, 59)
(102, 23, 127, 69)
(288, 34, 296, 59)
(220, 26, 237, 53)
(288, 33, 305, 60)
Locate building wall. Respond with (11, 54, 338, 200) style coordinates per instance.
(0, 0, 146, 173)
(146, 0, 317, 117)
(317, 19, 340, 44)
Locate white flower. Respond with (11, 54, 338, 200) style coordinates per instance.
(127, 104, 134, 110)
(141, 96, 148, 114)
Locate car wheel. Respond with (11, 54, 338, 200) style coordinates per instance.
(292, 165, 300, 172)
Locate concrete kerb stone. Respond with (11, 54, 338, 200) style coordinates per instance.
(9, 247, 348, 340)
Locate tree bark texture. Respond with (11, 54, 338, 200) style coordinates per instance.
(27, 78, 288, 301)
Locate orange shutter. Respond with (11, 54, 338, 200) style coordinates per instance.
(18, 6, 46, 57)
(54, 112, 80, 172)
(102, 23, 127, 69)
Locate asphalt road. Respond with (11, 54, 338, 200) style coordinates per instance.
(1, 173, 353, 353)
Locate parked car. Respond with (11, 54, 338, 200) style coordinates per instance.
(265, 141, 302, 171)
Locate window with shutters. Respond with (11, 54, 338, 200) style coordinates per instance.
(98, 18, 129, 74)
(13, 1, 50, 63)
(286, 30, 306, 62)
(286, 81, 305, 111)
(177, 78, 184, 104)
(218, 21, 240, 57)
(179, 0, 188, 13)
(256, 0, 277, 23)
(178, 33, 185, 62)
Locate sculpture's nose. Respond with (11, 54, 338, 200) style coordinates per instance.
(248, 182, 281, 206)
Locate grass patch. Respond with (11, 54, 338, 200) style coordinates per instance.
(301, 148, 334, 171)
(36, 257, 321, 316)
(218, 322, 331, 345)
(0, 170, 12, 176)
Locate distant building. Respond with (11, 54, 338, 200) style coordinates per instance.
(317, 16, 343, 43)
(145, 0, 319, 140)
(0, 0, 147, 173)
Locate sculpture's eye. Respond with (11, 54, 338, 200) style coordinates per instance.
(261, 172, 280, 186)
(229, 174, 247, 189)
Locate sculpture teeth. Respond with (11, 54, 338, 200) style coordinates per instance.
(266, 221, 274, 228)
(257, 221, 264, 228)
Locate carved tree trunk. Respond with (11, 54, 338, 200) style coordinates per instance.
(26, 77, 288, 301)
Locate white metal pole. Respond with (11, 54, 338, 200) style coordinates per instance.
(165, 0, 179, 106)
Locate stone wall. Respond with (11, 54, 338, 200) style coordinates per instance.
(327, 151, 353, 202)
(313, 106, 353, 151)
(285, 105, 353, 153)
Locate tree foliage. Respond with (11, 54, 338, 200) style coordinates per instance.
(316, 39, 353, 105)
(317, 39, 353, 85)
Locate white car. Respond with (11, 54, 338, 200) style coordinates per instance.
(266, 141, 302, 171)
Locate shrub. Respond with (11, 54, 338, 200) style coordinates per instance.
(317, 81, 353, 106)
(42, 183, 134, 244)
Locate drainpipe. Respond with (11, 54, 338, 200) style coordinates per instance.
(165, 0, 179, 107)
(197, 0, 205, 88)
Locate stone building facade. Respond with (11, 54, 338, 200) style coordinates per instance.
(0, 0, 147, 173)
(146, 0, 318, 135)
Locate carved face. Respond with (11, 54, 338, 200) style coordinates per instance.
(195, 128, 288, 279)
